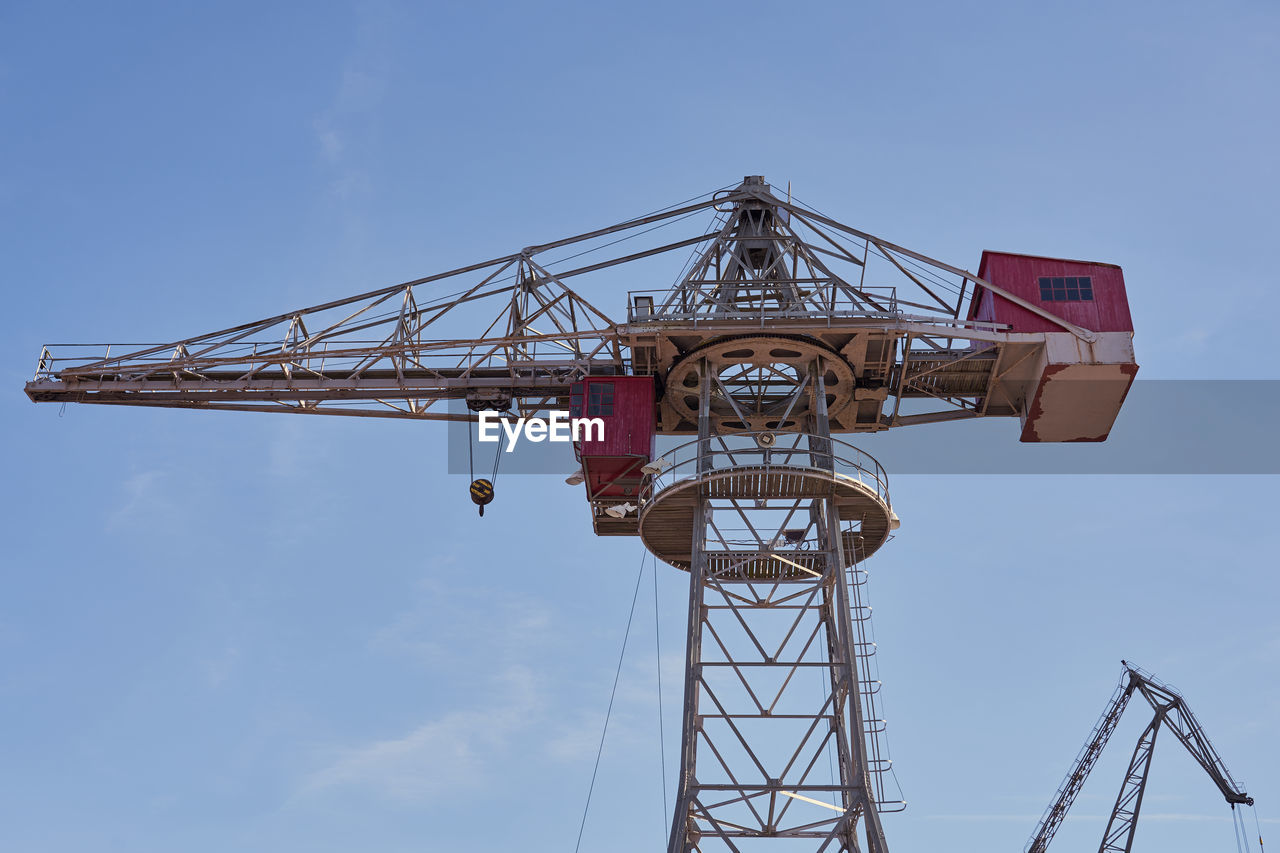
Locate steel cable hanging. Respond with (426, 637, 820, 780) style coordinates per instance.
(537, 182, 738, 273)
(489, 413, 504, 484)
(652, 552, 669, 836)
(785, 191, 970, 301)
(464, 412, 503, 515)
(157, 184, 735, 370)
(541, 207, 716, 271)
(821, 656, 838, 808)
(573, 549, 647, 853)
(669, 209, 730, 287)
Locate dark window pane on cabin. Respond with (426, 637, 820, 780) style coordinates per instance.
(1038, 275, 1097, 301)
(586, 382, 615, 416)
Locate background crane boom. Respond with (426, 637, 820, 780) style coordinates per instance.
(1026, 660, 1253, 853)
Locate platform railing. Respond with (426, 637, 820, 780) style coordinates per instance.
(626, 285, 900, 324)
(28, 339, 601, 382)
(640, 431, 890, 507)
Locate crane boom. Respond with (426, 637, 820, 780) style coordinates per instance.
(24, 179, 1136, 440)
(1027, 675, 1137, 853)
(1123, 662, 1252, 806)
(1026, 661, 1252, 853)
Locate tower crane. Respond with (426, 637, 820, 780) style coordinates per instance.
(1026, 661, 1253, 853)
(26, 176, 1142, 852)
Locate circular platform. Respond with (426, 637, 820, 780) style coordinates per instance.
(638, 433, 896, 574)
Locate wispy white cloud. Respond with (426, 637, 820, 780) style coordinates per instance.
(267, 420, 311, 481)
(926, 812, 1279, 824)
(309, 567, 679, 803)
(300, 665, 541, 801)
(316, 127, 343, 164)
(202, 643, 242, 689)
(298, 576, 564, 803)
(542, 643, 683, 765)
(925, 813, 1045, 823)
(1133, 813, 1276, 825)
(314, 66, 386, 167)
(368, 576, 553, 666)
(312, 4, 393, 201)
(107, 469, 173, 531)
(544, 712, 605, 764)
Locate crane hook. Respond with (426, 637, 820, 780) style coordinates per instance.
(470, 478, 494, 516)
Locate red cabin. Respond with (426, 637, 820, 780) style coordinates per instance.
(969, 251, 1138, 443)
(969, 251, 1134, 334)
(570, 376, 655, 503)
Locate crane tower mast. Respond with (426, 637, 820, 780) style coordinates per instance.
(26, 177, 1140, 852)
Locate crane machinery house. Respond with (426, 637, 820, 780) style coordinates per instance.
(570, 376, 655, 531)
(967, 251, 1137, 442)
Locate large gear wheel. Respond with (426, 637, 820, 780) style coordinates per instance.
(663, 336, 856, 431)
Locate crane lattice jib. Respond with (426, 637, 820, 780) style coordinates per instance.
(1026, 671, 1137, 853)
(1027, 661, 1252, 853)
(25, 178, 1115, 437)
(1123, 663, 1251, 806)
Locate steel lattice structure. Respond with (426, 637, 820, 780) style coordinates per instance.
(27, 176, 1103, 430)
(27, 176, 1145, 852)
(642, 367, 898, 852)
(1026, 661, 1252, 853)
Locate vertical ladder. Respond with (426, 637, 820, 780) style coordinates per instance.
(846, 555, 905, 812)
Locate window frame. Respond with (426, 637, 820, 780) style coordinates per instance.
(1037, 275, 1094, 303)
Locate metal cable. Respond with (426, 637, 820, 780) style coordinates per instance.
(628, 182, 741, 222)
(466, 414, 474, 481)
(540, 183, 738, 272)
(573, 551, 646, 853)
(670, 210, 729, 287)
(489, 421, 503, 484)
(785, 191, 968, 299)
(821, 657, 837, 807)
(1254, 805, 1265, 852)
(652, 553, 670, 836)
(542, 208, 714, 271)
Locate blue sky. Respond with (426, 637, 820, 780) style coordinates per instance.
(2, 1, 1277, 851)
